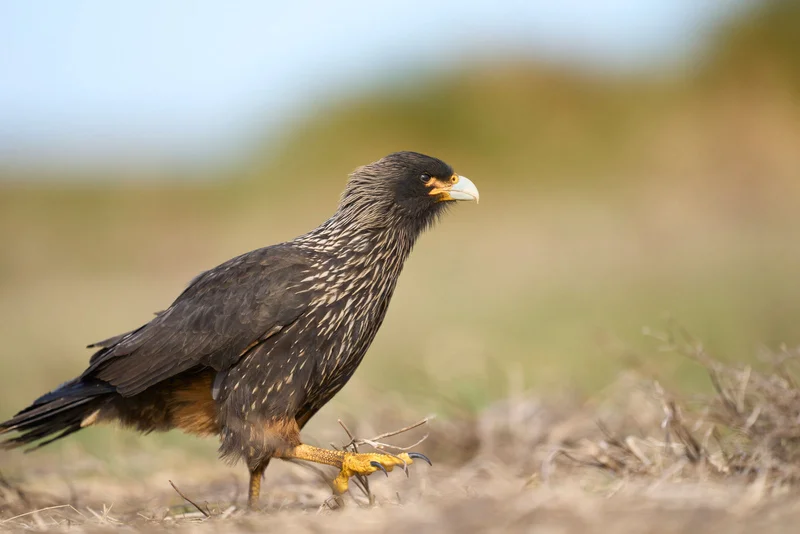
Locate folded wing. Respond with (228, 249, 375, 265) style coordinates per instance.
(83, 244, 315, 396)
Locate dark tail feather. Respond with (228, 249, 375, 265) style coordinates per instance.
(0, 378, 114, 450)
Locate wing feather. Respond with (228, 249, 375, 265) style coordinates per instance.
(82, 244, 315, 396)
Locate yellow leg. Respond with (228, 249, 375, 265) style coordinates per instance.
(279, 444, 428, 494)
(248, 462, 268, 509)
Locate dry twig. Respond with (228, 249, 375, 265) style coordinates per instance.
(1, 504, 85, 525)
(169, 480, 210, 518)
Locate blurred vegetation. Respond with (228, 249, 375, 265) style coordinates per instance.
(704, 0, 800, 92)
(1, 0, 800, 459)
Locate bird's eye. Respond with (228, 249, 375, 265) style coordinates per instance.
(420, 173, 431, 183)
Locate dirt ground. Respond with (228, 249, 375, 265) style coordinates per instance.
(3, 354, 800, 533)
(3, 466, 798, 533)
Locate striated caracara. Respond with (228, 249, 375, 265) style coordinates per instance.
(0, 151, 479, 508)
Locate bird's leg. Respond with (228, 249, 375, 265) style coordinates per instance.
(248, 460, 269, 510)
(278, 444, 431, 494)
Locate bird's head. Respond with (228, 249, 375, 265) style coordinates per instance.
(338, 151, 479, 233)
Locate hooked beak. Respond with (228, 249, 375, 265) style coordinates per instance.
(448, 175, 480, 203)
(429, 174, 480, 203)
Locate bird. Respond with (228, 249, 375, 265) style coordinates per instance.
(0, 151, 479, 508)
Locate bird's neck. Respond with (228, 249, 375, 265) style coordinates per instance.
(293, 209, 423, 264)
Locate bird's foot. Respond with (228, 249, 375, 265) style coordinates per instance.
(332, 451, 431, 494)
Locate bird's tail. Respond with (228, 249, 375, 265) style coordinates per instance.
(0, 378, 114, 451)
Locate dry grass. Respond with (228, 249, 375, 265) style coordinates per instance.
(551, 330, 800, 486)
(2, 332, 800, 532)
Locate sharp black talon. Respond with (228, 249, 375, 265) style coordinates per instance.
(408, 452, 432, 466)
(370, 461, 389, 477)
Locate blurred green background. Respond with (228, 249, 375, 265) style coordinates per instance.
(1, 1, 800, 460)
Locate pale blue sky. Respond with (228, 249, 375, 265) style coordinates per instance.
(0, 1, 745, 171)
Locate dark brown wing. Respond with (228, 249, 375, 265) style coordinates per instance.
(82, 244, 316, 397)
